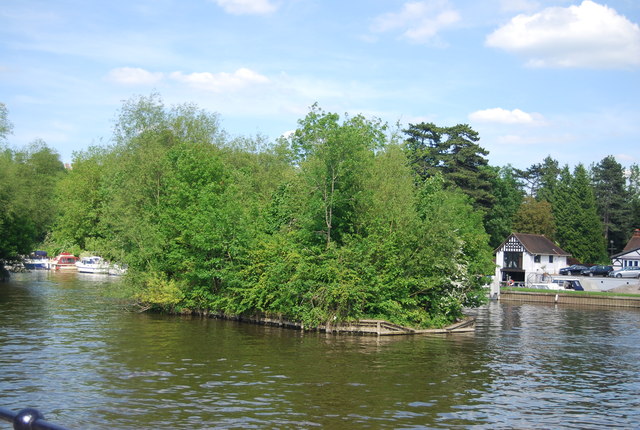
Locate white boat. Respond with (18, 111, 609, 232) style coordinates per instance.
(75, 256, 110, 274)
(24, 251, 49, 270)
(528, 276, 584, 291)
(108, 264, 128, 276)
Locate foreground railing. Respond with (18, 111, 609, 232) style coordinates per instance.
(0, 408, 69, 430)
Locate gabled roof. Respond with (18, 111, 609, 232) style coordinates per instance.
(497, 233, 571, 256)
(612, 229, 640, 258)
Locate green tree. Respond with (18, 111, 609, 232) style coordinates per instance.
(591, 155, 631, 254)
(403, 122, 494, 213)
(537, 156, 561, 202)
(484, 165, 524, 247)
(515, 156, 560, 200)
(50, 146, 111, 253)
(289, 104, 386, 248)
(0, 103, 12, 143)
(512, 196, 556, 238)
(628, 164, 640, 235)
(553, 165, 606, 263)
(0, 140, 64, 260)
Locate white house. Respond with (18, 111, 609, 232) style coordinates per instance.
(611, 229, 640, 269)
(492, 233, 571, 295)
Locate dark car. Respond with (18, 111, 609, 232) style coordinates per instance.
(581, 265, 613, 277)
(559, 264, 588, 276)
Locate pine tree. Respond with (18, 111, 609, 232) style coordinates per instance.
(403, 122, 494, 213)
(553, 165, 607, 263)
(591, 155, 631, 254)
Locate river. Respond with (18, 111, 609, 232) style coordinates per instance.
(1, 271, 639, 429)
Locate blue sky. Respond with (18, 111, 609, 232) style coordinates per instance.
(1, 0, 639, 169)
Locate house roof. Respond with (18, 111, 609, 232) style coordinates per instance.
(498, 233, 571, 256)
(612, 229, 640, 258)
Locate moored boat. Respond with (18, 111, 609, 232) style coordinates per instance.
(75, 256, 111, 274)
(49, 252, 78, 270)
(108, 264, 127, 276)
(23, 251, 49, 270)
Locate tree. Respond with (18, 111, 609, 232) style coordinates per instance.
(51, 146, 111, 252)
(591, 155, 631, 254)
(0, 103, 13, 143)
(403, 122, 494, 213)
(515, 156, 560, 200)
(628, 164, 640, 235)
(536, 156, 560, 202)
(484, 165, 525, 247)
(553, 165, 606, 263)
(512, 196, 556, 238)
(0, 140, 64, 260)
(289, 104, 386, 248)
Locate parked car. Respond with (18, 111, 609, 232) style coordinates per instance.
(580, 265, 613, 277)
(609, 267, 640, 278)
(559, 265, 588, 276)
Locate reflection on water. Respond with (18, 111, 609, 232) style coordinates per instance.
(1, 271, 639, 429)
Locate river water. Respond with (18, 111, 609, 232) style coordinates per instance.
(1, 271, 639, 429)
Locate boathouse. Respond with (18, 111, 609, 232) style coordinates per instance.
(611, 229, 640, 269)
(494, 233, 570, 286)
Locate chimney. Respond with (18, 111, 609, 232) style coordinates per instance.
(635, 229, 640, 237)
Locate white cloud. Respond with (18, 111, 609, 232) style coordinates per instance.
(107, 67, 163, 85)
(169, 68, 270, 93)
(371, 0, 460, 44)
(486, 1, 640, 69)
(469, 107, 543, 124)
(212, 0, 278, 15)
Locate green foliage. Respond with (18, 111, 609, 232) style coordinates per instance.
(18, 96, 494, 329)
(515, 156, 560, 200)
(403, 122, 494, 213)
(553, 165, 607, 263)
(512, 196, 556, 238)
(484, 165, 525, 248)
(132, 271, 185, 308)
(628, 164, 640, 235)
(0, 139, 64, 260)
(287, 104, 386, 248)
(591, 156, 631, 254)
(0, 103, 13, 143)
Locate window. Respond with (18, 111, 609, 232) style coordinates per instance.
(504, 252, 522, 269)
(549, 255, 554, 263)
(534, 255, 541, 263)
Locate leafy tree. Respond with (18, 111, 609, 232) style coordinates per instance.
(289, 104, 385, 248)
(49, 146, 112, 253)
(0, 103, 12, 143)
(0, 140, 64, 260)
(512, 196, 556, 238)
(591, 156, 631, 254)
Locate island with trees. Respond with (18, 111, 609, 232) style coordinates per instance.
(1, 96, 639, 328)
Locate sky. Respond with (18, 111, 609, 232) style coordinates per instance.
(1, 0, 639, 169)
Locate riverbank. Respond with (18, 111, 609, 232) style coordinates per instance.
(179, 310, 476, 336)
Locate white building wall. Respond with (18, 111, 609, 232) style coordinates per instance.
(491, 250, 568, 298)
(613, 249, 640, 269)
